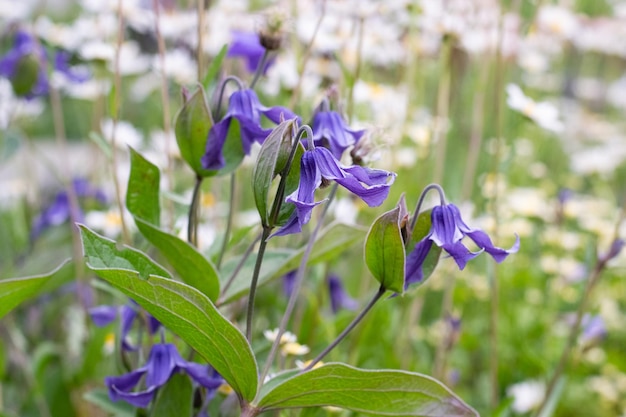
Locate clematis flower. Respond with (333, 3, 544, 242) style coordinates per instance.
(89, 303, 161, 351)
(405, 203, 519, 287)
(328, 275, 358, 313)
(30, 178, 107, 240)
(311, 111, 365, 159)
(201, 89, 296, 170)
(227, 31, 274, 74)
(273, 146, 395, 237)
(105, 343, 223, 408)
(0, 30, 48, 97)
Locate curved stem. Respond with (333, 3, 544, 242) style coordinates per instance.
(260, 183, 339, 383)
(408, 183, 447, 234)
(187, 175, 203, 246)
(218, 231, 263, 304)
(250, 49, 270, 90)
(303, 285, 386, 371)
(216, 172, 236, 269)
(246, 227, 272, 341)
(212, 76, 244, 120)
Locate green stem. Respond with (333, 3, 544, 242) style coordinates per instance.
(260, 183, 339, 384)
(216, 172, 236, 269)
(432, 38, 453, 186)
(304, 285, 386, 371)
(250, 49, 271, 90)
(218, 230, 263, 304)
(187, 175, 203, 246)
(246, 227, 272, 341)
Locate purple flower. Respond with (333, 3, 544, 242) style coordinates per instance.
(30, 179, 107, 240)
(201, 89, 296, 170)
(227, 31, 274, 74)
(273, 146, 395, 237)
(328, 275, 358, 313)
(105, 343, 223, 408)
(405, 204, 519, 287)
(282, 270, 297, 297)
(580, 314, 606, 346)
(311, 111, 365, 159)
(89, 303, 161, 351)
(54, 50, 90, 83)
(0, 30, 48, 97)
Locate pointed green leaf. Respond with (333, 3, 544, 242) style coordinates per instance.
(252, 119, 297, 227)
(127, 147, 161, 226)
(134, 217, 220, 301)
(127, 148, 220, 301)
(175, 86, 216, 177)
(365, 205, 406, 293)
(276, 143, 304, 226)
(152, 373, 193, 417)
(0, 260, 71, 319)
(79, 225, 258, 402)
(257, 363, 478, 417)
(203, 44, 228, 91)
(219, 118, 245, 175)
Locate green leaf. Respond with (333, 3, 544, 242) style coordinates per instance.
(219, 223, 366, 304)
(276, 143, 304, 226)
(252, 119, 297, 227)
(0, 260, 71, 319)
(127, 147, 161, 226)
(83, 389, 135, 417)
(175, 86, 216, 177)
(218, 118, 246, 175)
(152, 373, 194, 417)
(134, 217, 220, 301)
(11, 54, 39, 96)
(126, 148, 220, 300)
(80, 225, 258, 402)
(257, 363, 478, 417)
(203, 44, 228, 91)
(79, 225, 171, 279)
(365, 205, 406, 293)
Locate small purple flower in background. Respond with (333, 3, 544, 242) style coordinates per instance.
(328, 275, 358, 313)
(105, 343, 223, 408)
(53, 51, 90, 83)
(89, 303, 161, 351)
(273, 146, 395, 237)
(0, 29, 48, 97)
(201, 89, 296, 170)
(282, 270, 297, 297)
(30, 178, 107, 240)
(311, 110, 365, 159)
(227, 31, 275, 74)
(405, 203, 519, 287)
(580, 314, 607, 346)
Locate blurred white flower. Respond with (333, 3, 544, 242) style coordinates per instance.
(506, 84, 564, 133)
(537, 5, 579, 40)
(506, 380, 545, 414)
(101, 119, 144, 149)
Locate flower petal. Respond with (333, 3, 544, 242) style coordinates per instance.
(143, 344, 179, 387)
(405, 239, 433, 288)
(429, 205, 464, 247)
(202, 117, 232, 170)
(88, 305, 118, 327)
(184, 363, 224, 389)
(442, 242, 481, 270)
(465, 230, 520, 263)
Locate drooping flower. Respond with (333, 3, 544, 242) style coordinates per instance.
(105, 343, 223, 408)
(30, 178, 107, 240)
(89, 303, 161, 351)
(201, 89, 296, 170)
(0, 30, 48, 97)
(311, 110, 365, 159)
(273, 146, 395, 237)
(328, 275, 358, 313)
(405, 203, 519, 287)
(227, 31, 274, 74)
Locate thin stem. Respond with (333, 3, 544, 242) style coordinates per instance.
(216, 172, 236, 269)
(432, 38, 453, 185)
(408, 183, 446, 235)
(196, 0, 205, 81)
(218, 231, 263, 303)
(111, 0, 131, 244)
(187, 175, 203, 246)
(346, 16, 365, 123)
(212, 76, 245, 120)
(152, 0, 175, 229)
(289, 0, 327, 109)
(304, 285, 386, 371)
(246, 227, 272, 341)
(250, 49, 270, 90)
(260, 183, 339, 383)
